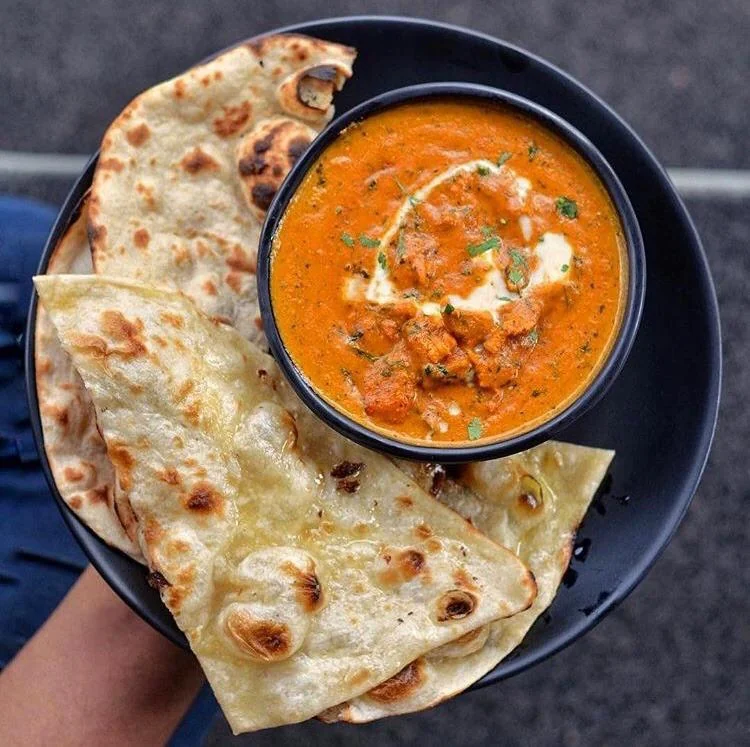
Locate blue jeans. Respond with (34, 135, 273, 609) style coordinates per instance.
(0, 196, 217, 745)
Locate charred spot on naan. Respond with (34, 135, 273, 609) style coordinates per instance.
(330, 460, 364, 493)
(396, 495, 414, 509)
(157, 467, 182, 485)
(87, 485, 111, 505)
(378, 547, 430, 586)
(366, 660, 426, 703)
(276, 63, 353, 122)
(213, 101, 253, 138)
(165, 566, 196, 613)
(108, 442, 135, 491)
(436, 589, 477, 622)
(99, 310, 148, 358)
(282, 560, 324, 612)
(226, 244, 256, 274)
(183, 481, 224, 515)
(146, 570, 172, 591)
(114, 486, 140, 541)
(98, 157, 125, 173)
(180, 147, 221, 175)
(125, 123, 151, 147)
(224, 609, 293, 662)
(133, 227, 150, 248)
(237, 117, 316, 219)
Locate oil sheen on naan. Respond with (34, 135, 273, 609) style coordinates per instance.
(34, 198, 141, 558)
(321, 443, 613, 721)
(35, 274, 537, 733)
(89, 34, 355, 344)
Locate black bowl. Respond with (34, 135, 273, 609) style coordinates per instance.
(258, 83, 646, 463)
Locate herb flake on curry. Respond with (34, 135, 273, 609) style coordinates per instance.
(271, 99, 627, 444)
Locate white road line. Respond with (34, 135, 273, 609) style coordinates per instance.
(666, 168, 750, 198)
(1, 150, 750, 198)
(0, 151, 89, 177)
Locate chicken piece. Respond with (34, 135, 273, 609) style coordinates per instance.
(421, 347, 472, 389)
(362, 348, 415, 424)
(403, 315, 457, 365)
(441, 347, 472, 378)
(483, 325, 507, 355)
(379, 300, 418, 322)
(377, 317, 401, 342)
(468, 349, 518, 389)
(500, 299, 541, 336)
(390, 232, 439, 289)
(443, 309, 494, 346)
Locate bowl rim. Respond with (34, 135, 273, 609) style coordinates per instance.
(258, 81, 646, 462)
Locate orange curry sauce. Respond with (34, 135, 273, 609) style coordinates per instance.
(271, 100, 626, 444)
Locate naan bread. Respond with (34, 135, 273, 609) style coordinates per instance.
(34, 199, 141, 559)
(89, 34, 355, 345)
(35, 274, 537, 733)
(323, 443, 613, 721)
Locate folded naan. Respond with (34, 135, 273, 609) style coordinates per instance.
(322, 443, 613, 721)
(34, 198, 142, 558)
(35, 274, 536, 733)
(89, 33, 355, 344)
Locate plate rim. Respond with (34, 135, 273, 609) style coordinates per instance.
(24, 14, 722, 687)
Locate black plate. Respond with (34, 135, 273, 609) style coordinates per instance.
(25, 16, 721, 688)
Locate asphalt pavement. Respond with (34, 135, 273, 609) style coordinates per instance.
(1, 2, 747, 745)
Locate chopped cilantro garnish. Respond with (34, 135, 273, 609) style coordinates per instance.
(394, 177, 408, 195)
(497, 295, 512, 302)
(352, 346, 379, 361)
(377, 251, 387, 271)
(346, 330, 364, 344)
(477, 164, 491, 176)
(509, 249, 528, 268)
(402, 289, 420, 299)
(497, 151, 512, 166)
(335, 205, 343, 214)
(396, 231, 406, 260)
(340, 232, 354, 247)
(359, 234, 380, 248)
(443, 302, 455, 315)
(408, 194, 420, 207)
(467, 417, 483, 441)
(526, 328, 539, 345)
(480, 225, 494, 238)
(528, 143, 540, 161)
(556, 197, 578, 219)
(467, 237, 500, 257)
(561, 263, 570, 272)
(507, 268, 525, 286)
